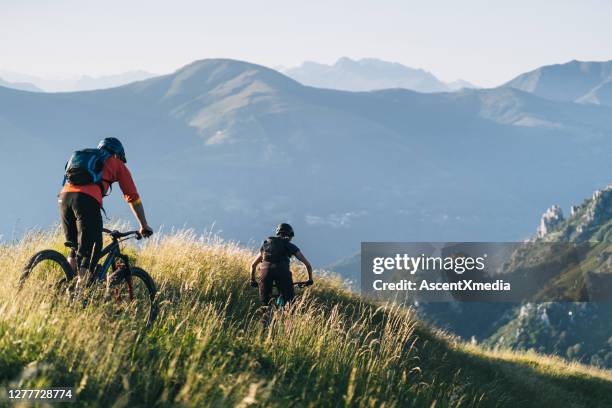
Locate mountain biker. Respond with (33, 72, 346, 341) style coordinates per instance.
(250, 223, 314, 305)
(58, 137, 153, 288)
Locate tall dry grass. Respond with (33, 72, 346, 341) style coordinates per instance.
(1, 227, 611, 407)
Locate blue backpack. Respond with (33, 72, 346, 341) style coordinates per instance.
(63, 148, 111, 193)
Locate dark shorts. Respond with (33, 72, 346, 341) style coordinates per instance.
(258, 262, 294, 305)
(59, 192, 102, 269)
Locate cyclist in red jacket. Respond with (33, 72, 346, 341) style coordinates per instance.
(59, 137, 153, 288)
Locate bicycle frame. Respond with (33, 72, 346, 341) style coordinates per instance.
(269, 281, 311, 309)
(88, 230, 139, 283)
(90, 241, 125, 282)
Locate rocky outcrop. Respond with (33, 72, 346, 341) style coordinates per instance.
(536, 184, 612, 241)
(537, 205, 564, 238)
(571, 205, 580, 217)
(574, 185, 612, 240)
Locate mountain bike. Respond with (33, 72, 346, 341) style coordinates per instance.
(20, 228, 157, 325)
(257, 281, 311, 328)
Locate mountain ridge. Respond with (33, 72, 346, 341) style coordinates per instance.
(281, 57, 477, 93)
(1, 58, 612, 264)
(421, 184, 612, 368)
(483, 184, 612, 367)
(0, 77, 41, 92)
(0, 69, 156, 92)
(503, 59, 612, 107)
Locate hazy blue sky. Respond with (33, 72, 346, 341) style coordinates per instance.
(1, 0, 611, 86)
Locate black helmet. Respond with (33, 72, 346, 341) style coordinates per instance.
(275, 223, 294, 238)
(97, 137, 126, 163)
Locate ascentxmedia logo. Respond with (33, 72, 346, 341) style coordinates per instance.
(361, 242, 612, 303)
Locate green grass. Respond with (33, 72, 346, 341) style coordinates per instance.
(1, 227, 612, 407)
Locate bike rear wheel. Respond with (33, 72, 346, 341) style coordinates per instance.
(260, 296, 285, 329)
(110, 267, 157, 326)
(20, 250, 75, 293)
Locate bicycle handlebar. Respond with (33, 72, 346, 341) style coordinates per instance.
(102, 228, 142, 240)
(293, 281, 313, 288)
(249, 280, 313, 289)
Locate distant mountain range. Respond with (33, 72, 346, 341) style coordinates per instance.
(280, 57, 478, 92)
(0, 70, 156, 92)
(0, 77, 41, 92)
(503, 60, 612, 107)
(1, 58, 611, 265)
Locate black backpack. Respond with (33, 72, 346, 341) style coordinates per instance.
(63, 148, 111, 194)
(262, 237, 290, 263)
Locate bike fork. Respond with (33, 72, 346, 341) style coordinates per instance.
(126, 275, 134, 301)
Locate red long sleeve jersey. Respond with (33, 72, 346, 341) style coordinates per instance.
(60, 156, 141, 206)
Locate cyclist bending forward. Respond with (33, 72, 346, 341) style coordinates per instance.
(59, 138, 153, 289)
(250, 223, 314, 305)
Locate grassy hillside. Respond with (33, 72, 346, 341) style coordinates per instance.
(1, 229, 612, 407)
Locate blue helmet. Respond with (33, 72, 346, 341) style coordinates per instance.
(97, 137, 126, 163)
